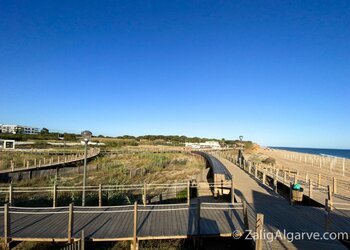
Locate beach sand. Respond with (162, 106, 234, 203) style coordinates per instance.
(245, 148, 350, 197)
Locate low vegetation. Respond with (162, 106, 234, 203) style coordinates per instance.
(0, 151, 206, 207)
(262, 157, 276, 165)
(0, 150, 84, 170)
(58, 152, 205, 186)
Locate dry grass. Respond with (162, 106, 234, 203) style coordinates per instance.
(0, 149, 84, 171)
(0, 152, 49, 170)
(56, 152, 205, 187)
(0, 151, 206, 206)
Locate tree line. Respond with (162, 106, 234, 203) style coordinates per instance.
(0, 130, 255, 149)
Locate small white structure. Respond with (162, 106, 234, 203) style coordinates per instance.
(0, 139, 15, 150)
(185, 141, 221, 149)
(80, 141, 105, 146)
(47, 142, 105, 146)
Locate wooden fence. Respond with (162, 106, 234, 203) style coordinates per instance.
(212, 151, 350, 204)
(0, 181, 236, 207)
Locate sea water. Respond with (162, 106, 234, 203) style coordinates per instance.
(270, 147, 350, 159)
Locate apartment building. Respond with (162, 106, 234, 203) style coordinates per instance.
(185, 141, 221, 149)
(0, 124, 40, 135)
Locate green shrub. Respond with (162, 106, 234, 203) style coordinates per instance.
(262, 157, 276, 165)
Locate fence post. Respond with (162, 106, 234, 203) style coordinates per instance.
(175, 183, 177, 198)
(324, 199, 331, 232)
(318, 174, 321, 188)
(327, 186, 333, 211)
(4, 203, 10, 245)
(196, 199, 201, 235)
(273, 173, 278, 193)
(242, 200, 249, 229)
(8, 184, 13, 206)
(214, 175, 218, 197)
(187, 181, 191, 206)
(283, 171, 287, 183)
(231, 179, 235, 203)
(332, 177, 337, 195)
(289, 183, 293, 206)
(68, 203, 73, 243)
(255, 213, 264, 250)
(254, 167, 258, 179)
(53, 184, 57, 208)
(309, 179, 313, 198)
(221, 179, 223, 195)
(262, 172, 266, 185)
(11, 161, 14, 171)
(294, 173, 297, 184)
(81, 230, 85, 250)
(132, 201, 138, 250)
(142, 183, 147, 206)
(99, 184, 102, 207)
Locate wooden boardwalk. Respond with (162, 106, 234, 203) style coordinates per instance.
(0, 148, 100, 175)
(0, 151, 349, 249)
(0, 152, 248, 248)
(0, 202, 246, 243)
(194, 151, 232, 180)
(215, 155, 349, 250)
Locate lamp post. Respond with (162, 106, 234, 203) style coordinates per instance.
(239, 136, 244, 152)
(238, 136, 244, 166)
(81, 130, 92, 206)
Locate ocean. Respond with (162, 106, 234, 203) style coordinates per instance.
(270, 147, 350, 159)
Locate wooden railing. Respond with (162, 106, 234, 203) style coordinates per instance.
(212, 150, 350, 193)
(212, 150, 350, 202)
(0, 181, 237, 208)
(324, 199, 350, 234)
(60, 231, 85, 250)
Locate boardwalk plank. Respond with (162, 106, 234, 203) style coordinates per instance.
(214, 155, 348, 250)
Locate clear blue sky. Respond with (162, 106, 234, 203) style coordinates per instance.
(1, 1, 349, 148)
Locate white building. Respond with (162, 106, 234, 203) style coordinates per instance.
(185, 141, 221, 149)
(0, 124, 17, 134)
(0, 124, 40, 135)
(22, 126, 40, 134)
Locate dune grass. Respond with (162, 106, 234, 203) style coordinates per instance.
(0, 151, 206, 207)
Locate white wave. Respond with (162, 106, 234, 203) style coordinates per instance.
(319, 153, 342, 159)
